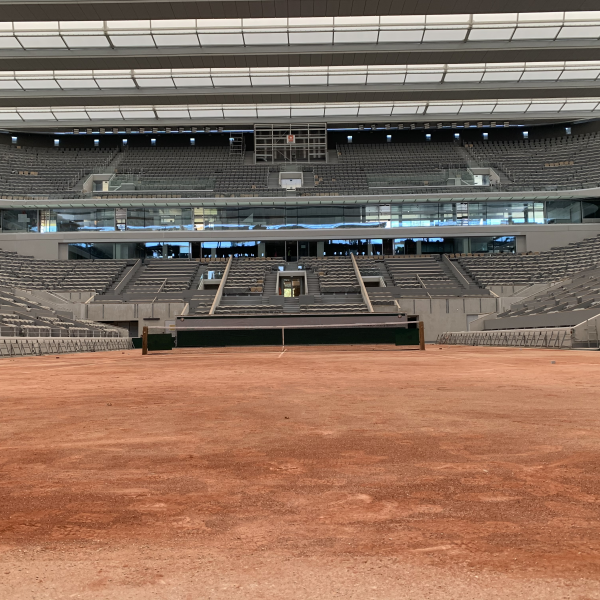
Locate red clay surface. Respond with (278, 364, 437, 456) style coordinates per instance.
(1, 344, 600, 599)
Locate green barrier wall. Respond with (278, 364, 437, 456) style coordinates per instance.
(177, 329, 282, 348)
(132, 334, 174, 351)
(177, 327, 419, 348)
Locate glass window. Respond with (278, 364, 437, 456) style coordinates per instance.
(582, 200, 600, 222)
(68, 242, 115, 259)
(546, 200, 582, 224)
(127, 208, 191, 230)
(2, 209, 39, 232)
(238, 206, 286, 230)
(56, 208, 115, 232)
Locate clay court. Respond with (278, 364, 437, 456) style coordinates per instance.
(1, 345, 600, 599)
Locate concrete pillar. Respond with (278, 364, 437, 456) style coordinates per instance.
(367, 242, 373, 255)
(258, 242, 266, 257)
(416, 240, 422, 255)
(317, 241, 325, 256)
(515, 235, 527, 254)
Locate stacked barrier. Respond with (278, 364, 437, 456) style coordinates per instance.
(0, 337, 133, 357)
(437, 328, 572, 349)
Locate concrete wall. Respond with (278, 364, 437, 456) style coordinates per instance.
(395, 297, 498, 342)
(86, 302, 186, 334)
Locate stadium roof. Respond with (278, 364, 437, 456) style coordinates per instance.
(0, 1, 595, 22)
(1, 6, 599, 128)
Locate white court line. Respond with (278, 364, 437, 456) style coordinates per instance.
(278, 348, 286, 358)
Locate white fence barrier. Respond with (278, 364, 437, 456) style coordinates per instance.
(0, 337, 133, 358)
(437, 328, 573, 349)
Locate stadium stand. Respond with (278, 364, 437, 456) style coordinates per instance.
(0, 145, 117, 195)
(496, 266, 600, 319)
(0, 248, 128, 293)
(464, 132, 600, 191)
(3, 134, 600, 199)
(0, 287, 122, 337)
(455, 234, 600, 287)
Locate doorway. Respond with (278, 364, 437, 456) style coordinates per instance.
(279, 276, 304, 297)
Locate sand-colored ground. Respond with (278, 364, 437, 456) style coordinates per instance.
(1, 345, 600, 599)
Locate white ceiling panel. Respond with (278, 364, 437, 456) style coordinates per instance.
(405, 73, 443, 83)
(110, 35, 155, 47)
(290, 75, 328, 85)
(325, 105, 360, 115)
(444, 72, 484, 82)
(18, 36, 66, 49)
(0, 37, 22, 49)
(63, 35, 110, 48)
(527, 102, 565, 112)
(212, 76, 251, 86)
(494, 103, 531, 112)
(467, 28, 514, 41)
(19, 79, 60, 89)
(251, 75, 289, 86)
(19, 111, 56, 120)
(0, 80, 22, 90)
(57, 78, 99, 89)
(329, 74, 367, 85)
(135, 78, 175, 88)
(120, 109, 156, 118)
(422, 28, 468, 42)
(153, 34, 199, 47)
(377, 29, 424, 43)
(188, 108, 224, 117)
(155, 109, 191, 118)
(512, 27, 561, 40)
(257, 108, 291, 116)
(96, 79, 137, 88)
(288, 31, 332, 44)
(520, 70, 562, 81)
(54, 111, 90, 120)
(243, 32, 288, 45)
(334, 30, 378, 44)
(173, 77, 212, 87)
(199, 33, 243, 46)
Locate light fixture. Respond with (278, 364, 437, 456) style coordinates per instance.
(477, 122, 483, 128)
(217, 126, 224, 133)
(191, 126, 197, 133)
(178, 127, 185, 133)
(490, 121, 496, 128)
(464, 122, 470, 128)
(99, 128, 105, 134)
(504, 121, 510, 127)
(86, 128, 92, 134)
(397, 123, 403, 129)
(152, 127, 158, 134)
(410, 123, 416, 130)
(165, 127, 171, 133)
(424, 123, 430, 129)
(437, 122, 443, 129)
(112, 127, 119, 134)
(73, 128, 79, 135)
(384, 123, 391, 130)
(451, 122, 457, 128)
(204, 126, 211, 133)
(358, 124, 364, 130)
(370, 124, 377, 131)
(138, 127, 145, 134)
(125, 127, 131, 134)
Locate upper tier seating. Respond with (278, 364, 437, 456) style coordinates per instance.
(0, 248, 128, 293)
(464, 132, 600, 191)
(456, 234, 600, 287)
(0, 145, 117, 195)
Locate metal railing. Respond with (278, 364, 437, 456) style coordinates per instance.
(437, 328, 573, 349)
(0, 336, 133, 358)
